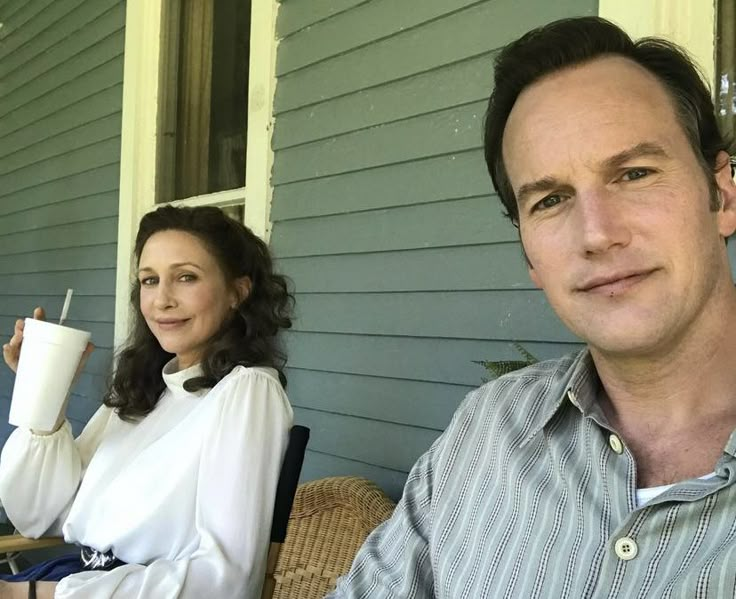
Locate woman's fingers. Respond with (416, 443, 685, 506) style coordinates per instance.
(2, 319, 25, 372)
(3, 307, 45, 373)
(72, 342, 95, 385)
(2, 342, 17, 372)
(79, 341, 95, 370)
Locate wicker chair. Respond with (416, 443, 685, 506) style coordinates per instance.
(272, 476, 396, 599)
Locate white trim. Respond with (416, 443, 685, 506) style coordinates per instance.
(166, 187, 246, 209)
(114, 0, 279, 349)
(115, 0, 167, 350)
(244, 0, 278, 242)
(599, 0, 716, 85)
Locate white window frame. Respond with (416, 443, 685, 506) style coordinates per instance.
(599, 0, 716, 85)
(114, 0, 278, 349)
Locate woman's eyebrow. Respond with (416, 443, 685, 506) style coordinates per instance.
(137, 262, 202, 275)
(169, 262, 203, 271)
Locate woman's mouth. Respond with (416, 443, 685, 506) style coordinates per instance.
(156, 318, 190, 330)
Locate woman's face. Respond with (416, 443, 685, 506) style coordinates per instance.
(138, 230, 242, 369)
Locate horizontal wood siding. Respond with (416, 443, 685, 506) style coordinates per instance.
(270, 0, 596, 499)
(0, 0, 124, 441)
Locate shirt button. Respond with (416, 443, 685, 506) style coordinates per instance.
(609, 433, 624, 454)
(614, 537, 638, 561)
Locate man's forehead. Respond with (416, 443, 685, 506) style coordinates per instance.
(501, 56, 682, 182)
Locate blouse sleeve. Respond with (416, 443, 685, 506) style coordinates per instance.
(0, 407, 113, 538)
(55, 367, 293, 599)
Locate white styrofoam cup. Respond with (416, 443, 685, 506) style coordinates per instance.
(9, 319, 91, 432)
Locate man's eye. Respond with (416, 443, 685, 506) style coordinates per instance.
(621, 168, 651, 181)
(533, 194, 562, 212)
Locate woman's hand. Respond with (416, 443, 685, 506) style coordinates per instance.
(2, 307, 94, 377)
(2, 307, 45, 373)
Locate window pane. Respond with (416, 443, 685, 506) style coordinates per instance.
(208, 0, 250, 194)
(716, 0, 735, 141)
(162, 0, 250, 202)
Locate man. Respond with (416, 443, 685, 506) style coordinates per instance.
(328, 16, 736, 598)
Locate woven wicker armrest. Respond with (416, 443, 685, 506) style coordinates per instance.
(272, 476, 396, 599)
(0, 534, 65, 553)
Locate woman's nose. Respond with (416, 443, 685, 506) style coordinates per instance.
(153, 282, 176, 308)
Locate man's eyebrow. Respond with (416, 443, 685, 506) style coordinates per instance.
(514, 142, 670, 207)
(516, 177, 573, 207)
(601, 142, 669, 170)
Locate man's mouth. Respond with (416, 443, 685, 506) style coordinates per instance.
(578, 269, 656, 295)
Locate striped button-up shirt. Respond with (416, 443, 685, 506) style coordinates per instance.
(328, 350, 736, 598)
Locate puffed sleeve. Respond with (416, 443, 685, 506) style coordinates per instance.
(0, 406, 113, 538)
(56, 367, 293, 599)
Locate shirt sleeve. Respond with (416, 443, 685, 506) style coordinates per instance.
(0, 406, 112, 538)
(327, 436, 441, 599)
(55, 368, 293, 599)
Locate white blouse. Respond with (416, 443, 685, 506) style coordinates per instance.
(0, 360, 293, 599)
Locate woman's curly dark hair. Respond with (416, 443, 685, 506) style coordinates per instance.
(104, 205, 294, 420)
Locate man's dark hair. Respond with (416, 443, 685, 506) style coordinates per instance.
(484, 16, 733, 225)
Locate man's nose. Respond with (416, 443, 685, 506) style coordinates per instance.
(575, 188, 631, 255)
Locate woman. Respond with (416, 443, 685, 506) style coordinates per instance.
(0, 205, 294, 598)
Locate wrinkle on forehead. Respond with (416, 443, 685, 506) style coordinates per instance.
(501, 56, 687, 198)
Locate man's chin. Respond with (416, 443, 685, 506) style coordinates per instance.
(586, 333, 674, 362)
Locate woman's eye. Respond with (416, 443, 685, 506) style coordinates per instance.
(621, 168, 651, 181)
(140, 277, 157, 286)
(179, 274, 197, 282)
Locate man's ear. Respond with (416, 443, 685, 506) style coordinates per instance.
(519, 235, 542, 288)
(715, 151, 736, 238)
(231, 276, 253, 308)
(528, 265, 543, 289)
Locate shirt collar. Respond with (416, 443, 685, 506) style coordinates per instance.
(161, 358, 205, 400)
(519, 348, 601, 447)
(723, 428, 736, 458)
(517, 349, 736, 465)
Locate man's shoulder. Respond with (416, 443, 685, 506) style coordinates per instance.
(474, 352, 578, 407)
(445, 352, 583, 445)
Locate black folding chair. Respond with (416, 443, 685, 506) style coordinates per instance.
(261, 425, 310, 599)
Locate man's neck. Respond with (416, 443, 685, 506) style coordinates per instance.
(590, 290, 736, 486)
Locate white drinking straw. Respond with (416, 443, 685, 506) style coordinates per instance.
(59, 289, 74, 326)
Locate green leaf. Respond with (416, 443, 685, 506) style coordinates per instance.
(475, 343, 539, 380)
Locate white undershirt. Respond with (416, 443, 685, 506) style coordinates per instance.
(636, 472, 718, 507)
(0, 360, 293, 598)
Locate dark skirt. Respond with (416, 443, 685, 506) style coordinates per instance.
(0, 554, 85, 582)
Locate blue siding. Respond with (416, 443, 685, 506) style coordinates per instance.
(270, 0, 597, 499)
(0, 0, 124, 442)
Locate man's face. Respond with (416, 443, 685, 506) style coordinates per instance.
(502, 56, 736, 359)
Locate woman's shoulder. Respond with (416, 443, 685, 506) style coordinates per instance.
(220, 364, 281, 386)
(208, 364, 287, 402)
(205, 365, 293, 424)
